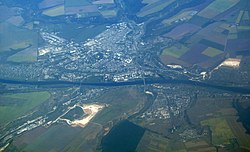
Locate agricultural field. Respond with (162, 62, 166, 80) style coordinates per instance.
(137, 0, 175, 17)
(186, 95, 250, 150)
(12, 123, 102, 152)
(65, 0, 90, 7)
(157, 0, 250, 69)
(7, 46, 37, 62)
(100, 10, 117, 18)
(184, 140, 215, 152)
(162, 10, 197, 26)
(164, 23, 201, 40)
(39, 0, 117, 18)
(53, 23, 107, 43)
(227, 116, 250, 150)
(42, 5, 65, 17)
(202, 47, 223, 57)
(0, 22, 39, 52)
(38, 0, 64, 9)
(142, 0, 157, 5)
(161, 44, 189, 58)
(198, 0, 240, 19)
(0, 5, 20, 22)
(102, 120, 145, 152)
(92, 87, 146, 125)
(201, 118, 234, 145)
(0, 92, 50, 125)
(137, 131, 187, 152)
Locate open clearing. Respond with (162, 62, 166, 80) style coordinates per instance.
(0, 92, 50, 125)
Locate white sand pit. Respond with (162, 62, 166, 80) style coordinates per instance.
(71, 104, 104, 127)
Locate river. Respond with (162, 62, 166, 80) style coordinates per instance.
(0, 78, 250, 94)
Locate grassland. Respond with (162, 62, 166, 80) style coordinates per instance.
(7, 46, 37, 62)
(236, 11, 244, 24)
(184, 140, 216, 152)
(56, 23, 107, 43)
(162, 10, 195, 25)
(137, 131, 187, 152)
(42, 5, 65, 17)
(137, 0, 174, 17)
(18, 123, 102, 152)
(185, 96, 250, 150)
(202, 47, 223, 57)
(65, 0, 90, 7)
(0, 92, 50, 125)
(100, 10, 117, 18)
(227, 116, 250, 150)
(142, 0, 157, 5)
(201, 118, 234, 145)
(198, 0, 240, 19)
(162, 45, 189, 58)
(93, 87, 145, 125)
(0, 22, 38, 52)
(7, 54, 36, 62)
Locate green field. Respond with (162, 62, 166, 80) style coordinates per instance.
(0, 22, 38, 52)
(142, 0, 158, 5)
(100, 10, 117, 18)
(161, 45, 189, 58)
(7, 54, 36, 62)
(198, 0, 240, 18)
(202, 47, 223, 57)
(93, 87, 145, 125)
(17, 123, 102, 152)
(137, 0, 174, 17)
(7, 46, 37, 62)
(137, 131, 187, 152)
(65, 0, 90, 7)
(0, 92, 50, 124)
(201, 118, 234, 145)
(42, 5, 65, 17)
(56, 23, 107, 43)
(162, 10, 195, 25)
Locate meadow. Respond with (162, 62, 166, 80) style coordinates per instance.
(202, 47, 223, 57)
(0, 92, 50, 125)
(7, 46, 37, 63)
(14, 123, 102, 152)
(198, 0, 240, 19)
(93, 87, 145, 125)
(137, 131, 187, 152)
(161, 45, 189, 58)
(42, 5, 65, 17)
(0, 22, 38, 52)
(137, 0, 174, 17)
(201, 118, 234, 145)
